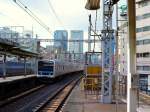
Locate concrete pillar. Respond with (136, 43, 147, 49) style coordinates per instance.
(24, 57, 27, 76)
(127, 0, 138, 112)
(35, 58, 38, 75)
(3, 54, 6, 78)
(148, 75, 150, 92)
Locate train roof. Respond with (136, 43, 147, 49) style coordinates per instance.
(38, 59, 82, 65)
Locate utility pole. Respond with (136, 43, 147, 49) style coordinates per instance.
(88, 15, 92, 52)
(84, 0, 119, 104)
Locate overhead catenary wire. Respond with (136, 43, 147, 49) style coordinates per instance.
(18, 1, 49, 29)
(88, 11, 101, 52)
(13, 0, 52, 35)
(47, 0, 65, 30)
(93, 10, 97, 52)
(17, 0, 51, 33)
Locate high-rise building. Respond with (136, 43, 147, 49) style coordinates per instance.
(136, 0, 150, 91)
(69, 30, 84, 60)
(69, 30, 83, 53)
(54, 30, 68, 53)
(118, 0, 150, 91)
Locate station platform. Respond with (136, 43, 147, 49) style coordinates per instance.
(62, 81, 127, 112)
(0, 74, 38, 101)
(62, 79, 150, 112)
(0, 74, 36, 84)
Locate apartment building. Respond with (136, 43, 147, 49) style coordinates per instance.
(118, 0, 150, 91)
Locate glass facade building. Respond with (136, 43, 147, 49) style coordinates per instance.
(69, 30, 84, 60)
(69, 30, 83, 53)
(54, 30, 68, 53)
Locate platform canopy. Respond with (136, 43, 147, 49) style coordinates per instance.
(0, 39, 38, 58)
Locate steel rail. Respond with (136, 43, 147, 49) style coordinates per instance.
(33, 75, 82, 112)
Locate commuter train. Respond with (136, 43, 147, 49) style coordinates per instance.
(37, 60, 84, 79)
(0, 61, 34, 76)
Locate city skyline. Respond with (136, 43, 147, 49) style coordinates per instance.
(54, 30, 68, 53)
(69, 30, 84, 53)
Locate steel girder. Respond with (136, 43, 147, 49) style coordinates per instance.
(101, 0, 114, 103)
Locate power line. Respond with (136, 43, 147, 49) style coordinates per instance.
(93, 10, 98, 52)
(47, 0, 65, 30)
(17, 0, 51, 33)
(13, 0, 52, 35)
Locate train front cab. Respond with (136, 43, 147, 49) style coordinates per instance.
(37, 60, 54, 78)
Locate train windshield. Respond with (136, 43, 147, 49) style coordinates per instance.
(38, 61, 54, 72)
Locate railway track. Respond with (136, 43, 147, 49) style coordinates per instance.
(0, 84, 45, 107)
(35, 75, 81, 112)
(0, 73, 82, 112)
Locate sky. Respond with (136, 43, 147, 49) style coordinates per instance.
(0, 0, 126, 49)
(0, 0, 92, 37)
